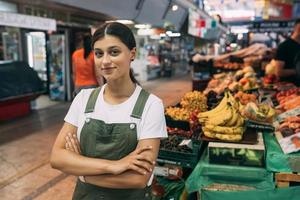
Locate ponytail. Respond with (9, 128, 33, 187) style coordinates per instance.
(129, 68, 139, 85)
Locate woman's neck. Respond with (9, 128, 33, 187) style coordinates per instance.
(104, 78, 136, 104)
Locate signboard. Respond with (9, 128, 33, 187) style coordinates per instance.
(0, 11, 56, 31)
(249, 20, 294, 33)
(188, 9, 218, 39)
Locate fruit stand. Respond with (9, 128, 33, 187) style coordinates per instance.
(154, 65, 300, 200)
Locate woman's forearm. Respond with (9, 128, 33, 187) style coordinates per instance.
(279, 68, 297, 78)
(85, 170, 150, 189)
(50, 148, 113, 176)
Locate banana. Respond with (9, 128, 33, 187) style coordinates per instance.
(235, 114, 245, 127)
(197, 93, 229, 119)
(204, 105, 233, 126)
(226, 108, 239, 126)
(227, 92, 240, 110)
(203, 124, 244, 135)
(203, 130, 217, 139)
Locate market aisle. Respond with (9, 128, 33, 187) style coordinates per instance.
(0, 73, 191, 200)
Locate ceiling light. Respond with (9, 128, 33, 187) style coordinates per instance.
(106, 20, 134, 24)
(172, 5, 178, 11)
(134, 24, 151, 29)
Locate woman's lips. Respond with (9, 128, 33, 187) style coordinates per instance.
(101, 67, 117, 72)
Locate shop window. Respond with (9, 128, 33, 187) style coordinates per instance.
(0, 27, 20, 61)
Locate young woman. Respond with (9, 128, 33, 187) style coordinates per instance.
(50, 22, 168, 199)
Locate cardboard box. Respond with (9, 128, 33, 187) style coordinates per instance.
(208, 132, 265, 167)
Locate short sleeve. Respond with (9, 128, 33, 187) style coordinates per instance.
(138, 98, 168, 140)
(64, 91, 84, 127)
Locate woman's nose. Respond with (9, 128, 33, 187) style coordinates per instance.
(102, 53, 111, 64)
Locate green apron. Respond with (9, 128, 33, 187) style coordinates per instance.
(72, 87, 152, 200)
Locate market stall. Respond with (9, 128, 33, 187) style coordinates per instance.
(153, 64, 300, 200)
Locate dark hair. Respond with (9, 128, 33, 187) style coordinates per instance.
(83, 34, 92, 59)
(92, 22, 139, 84)
(295, 18, 300, 26)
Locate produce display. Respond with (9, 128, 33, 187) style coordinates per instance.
(160, 49, 300, 178)
(234, 91, 257, 105)
(165, 107, 190, 121)
(160, 135, 193, 153)
(204, 66, 260, 95)
(263, 74, 278, 85)
(198, 92, 245, 141)
(215, 62, 244, 70)
(167, 127, 192, 138)
(278, 116, 300, 137)
(206, 90, 222, 110)
(275, 87, 300, 112)
(241, 102, 276, 123)
(179, 91, 207, 112)
(165, 91, 207, 122)
(158, 43, 300, 200)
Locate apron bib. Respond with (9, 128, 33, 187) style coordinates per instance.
(72, 87, 152, 200)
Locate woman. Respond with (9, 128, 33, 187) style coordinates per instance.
(50, 22, 168, 199)
(72, 34, 99, 96)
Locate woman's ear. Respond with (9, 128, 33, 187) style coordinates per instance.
(130, 47, 136, 61)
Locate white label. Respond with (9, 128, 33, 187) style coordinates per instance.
(179, 139, 193, 149)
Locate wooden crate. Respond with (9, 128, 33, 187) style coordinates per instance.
(275, 172, 300, 188)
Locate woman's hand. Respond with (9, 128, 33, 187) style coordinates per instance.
(65, 133, 81, 154)
(111, 146, 155, 175)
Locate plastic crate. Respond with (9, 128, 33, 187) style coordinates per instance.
(165, 114, 190, 131)
(157, 138, 202, 168)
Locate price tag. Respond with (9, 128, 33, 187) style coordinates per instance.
(179, 139, 193, 149)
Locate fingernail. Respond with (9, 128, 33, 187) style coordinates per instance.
(152, 161, 155, 164)
(149, 168, 152, 172)
(144, 172, 147, 175)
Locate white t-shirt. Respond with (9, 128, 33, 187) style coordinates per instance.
(65, 84, 168, 140)
(64, 84, 168, 185)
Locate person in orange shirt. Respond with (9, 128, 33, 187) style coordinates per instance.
(72, 34, 103, 96)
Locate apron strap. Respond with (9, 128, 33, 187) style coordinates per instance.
(130, 89, 150, 119)
(84, 87, 102, 113)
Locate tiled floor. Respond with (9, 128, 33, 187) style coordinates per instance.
(31, 95, 60, 110)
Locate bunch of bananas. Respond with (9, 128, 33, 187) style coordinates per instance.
(198, 92, 245, 142)
(180, 91, 207, 113)
(165, 107, 190, 121)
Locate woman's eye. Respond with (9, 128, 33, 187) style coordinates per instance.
(110, 50, 120, 56)
(95, 51, 103, 57)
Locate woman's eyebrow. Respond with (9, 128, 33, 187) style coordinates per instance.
(94, 46, 120, 51)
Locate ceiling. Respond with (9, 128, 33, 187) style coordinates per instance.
(48, 0, 188, 30)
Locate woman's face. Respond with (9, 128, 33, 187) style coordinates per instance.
(94, 35, 135, 82)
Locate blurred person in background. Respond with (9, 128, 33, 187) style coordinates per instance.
(270, 19, 300, 85)
(72, 33, 103, 97)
